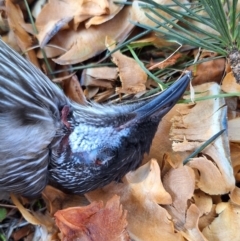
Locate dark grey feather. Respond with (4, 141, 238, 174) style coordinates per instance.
(0, 39, 69, 196)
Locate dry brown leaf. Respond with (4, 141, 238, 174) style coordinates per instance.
(170, 82, 235, 194)
(93, 88, 115, 102)
(131, 0, 189, 27)
(62, 75, 87, 105)
(85, 0, 126, 28)
(106, 37, 147, 94)
(124, 159, 172, 205)
(228, 117, 240, 142)
(84, 86, 99, 99)
(52, 71, 76, 84)
(221, 71, 240, 93)
(0, 8, 9, 34)
(163, 165, 195, 230)
(159, 154, 176, 177)
(73, 0, 110, 30)
(226, 98, 238, 112)
(149, 53, 182, 70)
(12, 225, 34, 241)
(42, 185, 89, 215)
(188, 51, 225, 86)
(86, 159, 183, 241)
(228, 110, 240, 120)
(144, 83, 235, 197)
(11, 194, 58, 239)
(6, 0, 39, 67)
(171, 86, 226, 143)
(38, 16, 71, 48)
(36, 0, 110, 46)
(81, 67, 118, 89)
(230, 143, 240, 182)
(11, 194, 42, 226)
(202, 202, 240, 241)
(44, 7, 134, 64)
(193, 190, 212, 217)
(198, 205, 217, 231)
(229, 186, 240, 206)
(143, 104, 188, 166)
(55, 195, 129, 241)
(180, 204, 208, 241)
(172, 137, 202, 152)
(1, 31, 21, 52)
(188, 156, 234, 195)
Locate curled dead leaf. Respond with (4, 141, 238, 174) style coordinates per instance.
(180, 204, 208, 241)
(229, 186, 240, 206)
(131, 0, 189, 28)
(11, 194, 42, 226)
(42, 185, 89, 215)
(143, 104, 189, 167)
(55, 195, 129, 241)
(202, 202, 240, 241)
(188, 156, 234, 194)
(93, 88, 115, 102)
(11, 194, 58, 239)
(188, 51, 225, 85)
(193, 190, 216, 231)
(81, 67, 118, 89)
(193, 190, 212, 217)
(221, 71, 240, 93)
(47, 7, 134, 64)
(148, 53, 182, 70)
(228, 117, 240, 143)
(163, 165, 195, 230)
(86, 159, 183, 241)
(85, 0, 126, 28)
(36, 0, 110, 46)
(124, 159, 172, 205)
(62, 75, 87, 105)
(6, 0, 40, 67)
(170, 82, 235, 194)
(198, 204, 216, 232)
(106, 36, 147, 94)
(230, 143, 240, 182)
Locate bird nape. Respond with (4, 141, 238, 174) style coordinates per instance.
(0, 39, 191, 197)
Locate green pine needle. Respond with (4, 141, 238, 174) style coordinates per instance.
(137, 0, 240, 55)
(183, 129, 226, 165)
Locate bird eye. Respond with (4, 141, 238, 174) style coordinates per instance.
(103, 147, 116, 156)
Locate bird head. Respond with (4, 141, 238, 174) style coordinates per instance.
(50, 73, 191, 193)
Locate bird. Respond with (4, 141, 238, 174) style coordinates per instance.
(0, 39, 191, 197)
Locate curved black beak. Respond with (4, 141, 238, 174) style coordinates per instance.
(136, 72, 191, 120)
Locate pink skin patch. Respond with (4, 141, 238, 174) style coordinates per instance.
(95, 158, 102, 165)
(61, 105, 71, 128)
